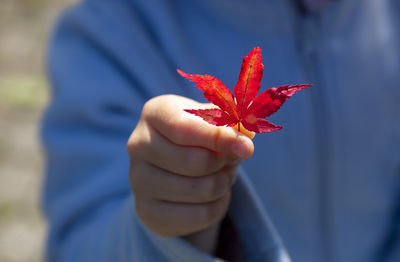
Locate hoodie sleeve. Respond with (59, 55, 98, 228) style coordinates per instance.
(376, 184, 400, 262)
(41, 2, 220, 261)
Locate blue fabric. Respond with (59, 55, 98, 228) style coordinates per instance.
(41, 0, 400, 261)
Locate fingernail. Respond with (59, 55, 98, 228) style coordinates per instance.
(232, 136, 252, 159)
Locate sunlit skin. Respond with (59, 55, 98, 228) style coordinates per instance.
(127, 94, 254, 255)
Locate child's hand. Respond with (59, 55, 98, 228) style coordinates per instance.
(127, 95, 253, 252)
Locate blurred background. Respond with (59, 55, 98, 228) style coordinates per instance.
(0, 0, 76, 261)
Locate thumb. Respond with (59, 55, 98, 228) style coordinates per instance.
(146, 95, 254, 159)
(194, 103, 254, 159)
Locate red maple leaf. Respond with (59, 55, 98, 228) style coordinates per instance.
(177, 47, 311, 133)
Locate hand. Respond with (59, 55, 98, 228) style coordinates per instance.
(127, 95, 254, 253)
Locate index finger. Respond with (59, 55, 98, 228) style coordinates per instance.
(143, 95, 254, 160)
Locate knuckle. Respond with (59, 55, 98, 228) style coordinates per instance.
(196, 205, 216, 225)
(199, 176, 221, 201)
(141, 96, 166, 123)
(126, 127, 144, 155)
(156, 229, 175, 238)
(168, 123, 186, 144)
(224, 167, 237, 185)
(128, 138, 143, 154)
(134, 197, 151, 223)
(166, 117, 192, 146)
(184, 148, 212, 176)
(194, 172, 229, 202)
(207, 193, 229, 223)
(129, 162, 151, 197)
(212, 127, 222, 152)
(135, 199, 172, 237)
(126, 128, 150, 158)
(135, 202, 159, 234)
(126, 137, 138, 155)
(142, 97, 157, 116)
(197, 196, 228, 226)
(129, 165, 142, 194)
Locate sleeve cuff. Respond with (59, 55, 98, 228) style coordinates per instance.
(125, 166, 290, 262)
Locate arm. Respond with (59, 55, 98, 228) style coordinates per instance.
(42, 3, 249, 261)
(41, 6, 202, 261)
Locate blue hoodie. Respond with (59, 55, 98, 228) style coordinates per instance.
(42, 0, 400, 261)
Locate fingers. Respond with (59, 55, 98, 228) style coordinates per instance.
(143, 95, 254, 159)
(135, 191, 231, 237)
(129, 122, 230, 176)
(131, 162, 236, 204)
(127, 94, 249, 238)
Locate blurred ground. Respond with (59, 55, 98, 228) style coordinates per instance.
(0, 0, 76, 261)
